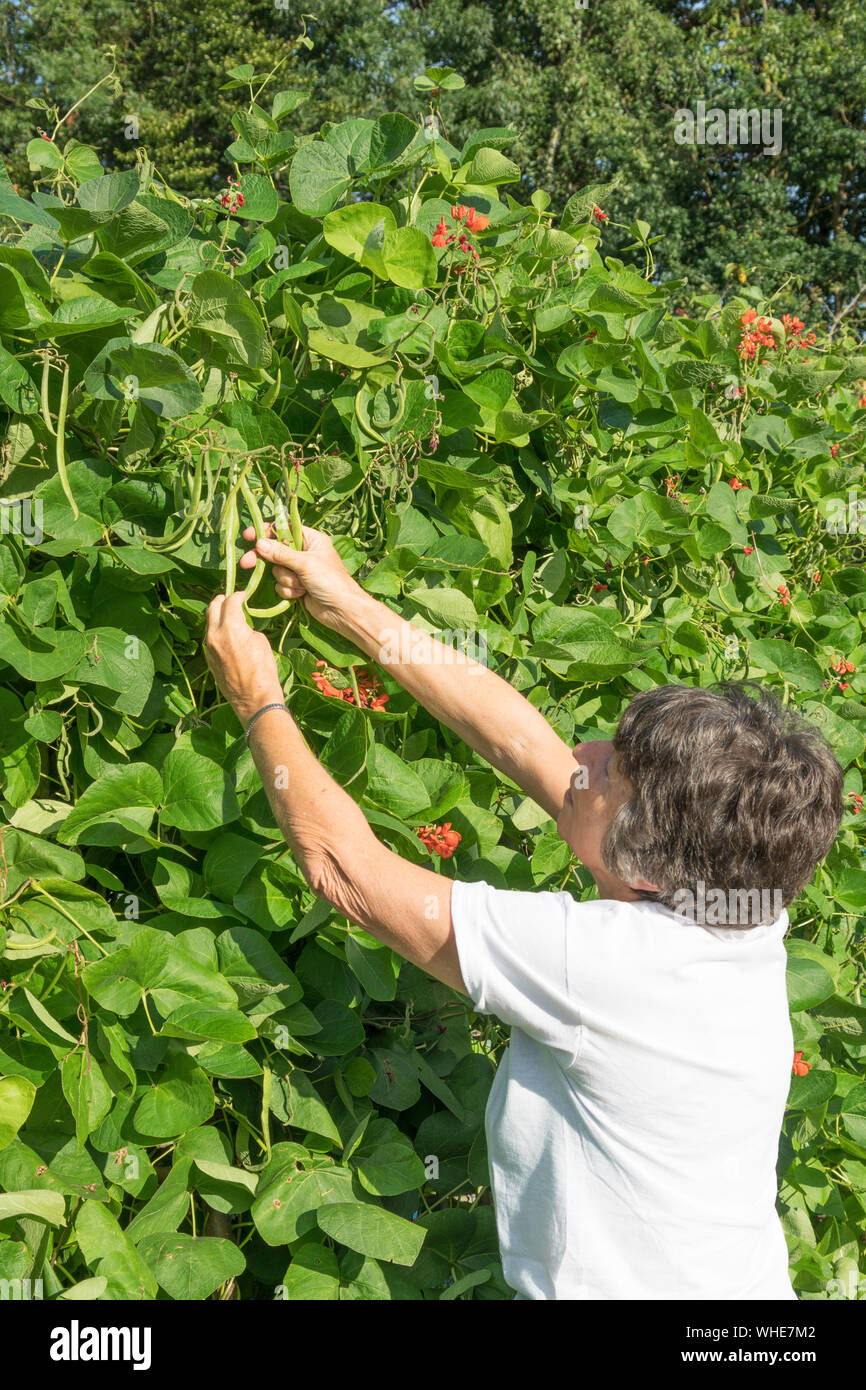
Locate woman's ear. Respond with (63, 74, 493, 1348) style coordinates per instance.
(629, 874, 660, 893)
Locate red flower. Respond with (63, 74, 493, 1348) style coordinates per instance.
(593, 582, 608, 592)
(792, 1051, 811, 1077)
(464, 208, 489, 233)
(830, 657, 855, 675)
(311, 661, 389, 709)
(729, 478, 746, 491)
(830, 444, 840, 457)
(417, 822, 461, 858)
(593, 205, 608, 223)
(849, 792, 864, 814)
(778, 584, 791, 606)
(740, 309, 757, 326)
(859, 393, 866, 409)
(743, 545, 754, 555)
(813, 571, 821, 583)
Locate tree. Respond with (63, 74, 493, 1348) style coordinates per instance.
(2, 0, 864, 327)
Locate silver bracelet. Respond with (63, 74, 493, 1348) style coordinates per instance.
(244, 702, 291, 742)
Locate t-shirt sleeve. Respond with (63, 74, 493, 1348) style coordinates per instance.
(450, 877, 582, 1053)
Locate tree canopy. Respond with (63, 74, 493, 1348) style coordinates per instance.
(2, 0, 864, 324)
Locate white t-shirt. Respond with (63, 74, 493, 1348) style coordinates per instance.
(450, 878, 797, 1301)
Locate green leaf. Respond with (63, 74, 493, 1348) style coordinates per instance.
(75, 1199, 158, 1298)
(138, 1233, 245, 1299)
(133, 1055, 215, 1139)
(787, 1068, 836, 1111)
(406, 586, 479, 628)
(748, 640, 824, 692)
(0, 1076, 37, 1149)
(61, 1049, 113, 1147)
(238, 172, 279, 222)
(323, 203, 396, 278)
(316, 1201, 425, 1266)
(85, 339, 202, 418)
(77, 169, 140, 214)
(289, 140, 352, 216)
(57, 763, 163, 846)
(160, 746, 240, 832)
(383, 226, 438, 288)
(786, 955, 836, 1012)
(280, 1242, 340, 1299)
(270, 1067, 341, 1144)
(0, 1189, 65, 1226)
(188, 269, 270, 368)
(365, 744, 430, 819)
(251, 1160, 356, 1245)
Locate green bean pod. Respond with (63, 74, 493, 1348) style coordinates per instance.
(242, 478, 290, 619)
(239, 474, 266, 602)
(55, 360, 79, 520)
(289, 492, 303, 550)
(273, 497, 292, 544)
(224, 487, 238, 596)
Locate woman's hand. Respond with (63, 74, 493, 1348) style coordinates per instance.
(205, 592, 285, 726)
(238, 523, 365, 631)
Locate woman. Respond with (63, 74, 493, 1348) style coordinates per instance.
(204, 523, 841, 1300)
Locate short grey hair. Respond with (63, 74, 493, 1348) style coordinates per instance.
(601, 682, 844, 925)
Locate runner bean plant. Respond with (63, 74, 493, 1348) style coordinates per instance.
(0, 49, 864, 1300)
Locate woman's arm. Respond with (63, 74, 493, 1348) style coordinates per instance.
(204, 592, 467, 993)
(333, 586, 576, 820)
(244, 528, 576, 820)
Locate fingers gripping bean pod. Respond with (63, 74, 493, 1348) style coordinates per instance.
(242, 477, 290, 620)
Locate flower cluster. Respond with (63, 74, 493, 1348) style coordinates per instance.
(738, 308, 816, 361)
(311, 661, 389, 710)
(830, 655, 855, 690)
(792, 1051, 811, 1077)
(416, 822, 461, 858)
(729, 477, 747, 491)
(780, 313, 816, 350)
(777, 584, 791, 607)
(593, 205, 608, 223)
(830, 656, 855, 675)
(217, 175, 245, 213)
(737, 310, 775, 359)
(431, 204, 490, 274)
(849, 792, 864, 815)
